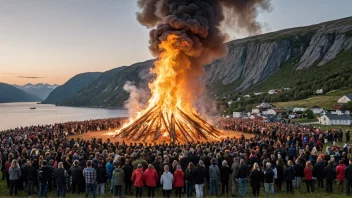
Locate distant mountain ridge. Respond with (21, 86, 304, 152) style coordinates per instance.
(14, 83, 59, 100)
(0, 82, 42, 103)
(43, 72, 102, 104)
(56, 16, 352, 108)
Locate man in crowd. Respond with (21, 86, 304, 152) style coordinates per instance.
(83, 160, 97, 198)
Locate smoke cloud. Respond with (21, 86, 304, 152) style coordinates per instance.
(123, 81, 146, 119)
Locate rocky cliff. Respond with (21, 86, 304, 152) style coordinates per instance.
(205, 17, 352, 90)
(60, 16, 352, 107)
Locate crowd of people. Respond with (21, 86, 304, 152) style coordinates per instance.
(0, 117, 352, 198)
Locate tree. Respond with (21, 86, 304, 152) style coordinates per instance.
(305, 109, 315, 119)
(344, 101, 352, 111)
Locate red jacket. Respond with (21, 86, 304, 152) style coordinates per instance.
(304, 168, 313, 180)
(173, 169, 185, 187)
(131, 168, 144, 187)
(336, 164, 346, 180)
(143, 168, 158, 187)
(5, 161, 11, 173)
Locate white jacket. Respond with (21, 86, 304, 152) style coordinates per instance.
(160, 171, 174, 190)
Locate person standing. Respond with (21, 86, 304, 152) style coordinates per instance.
(186, 162, 196, 198)
(131, 164, 144, 198)
(209, 159, 220, 197)
(194, 160, 206, 198)
(54, 162, 68, 198)
(220, 160, 231, 196)
(336, 160, 347, 193)
(231, 157, 240, 197)
(69, 160, 83, 194)
(143, 164, 158, 198)
(264, 162, 275, 197)
(96, 161, 107, 196)
(323, 160, 335, 194)
(304, 161, 314, 193)
(27, 160, 38, 198)
(345, 159, 352, 195)
(237, 159, 248, 198)
(314, 157, 324, 188)
(250, 163, 263, 197)
(38, 160, 51, 198)
(173, 165, 185, 198)
(9, 159, 21, 196)
(122, 159, 133, 195)
(283, 160, 294, 194)
(83, 160, 97, 198)
(293, 159, 304, 188)
(346, 129, 350, 142)
(112, 165, 124, 198)
(160, 165, 174, 198)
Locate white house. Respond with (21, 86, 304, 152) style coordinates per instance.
(293, 108, 307, 112)
(268, 90, 276, 95)
(233, 112, 241, 118)
(337, 94, 352, 103)
(244, 95, 251, 98)
(319, 114, 351, 126)
(265, 109, 283, 115)
(256, 102, 272, 109)
(254, 92, 263, 96)
(310, 106, 324, 114)
(252, 108, 260, 114)
(316, 89, 324, 94)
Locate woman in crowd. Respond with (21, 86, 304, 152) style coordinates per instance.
(304, 161, 314, 193)
(220, 160, 231, 196)
(173, 165, 184, 198)
(284, 160, 294, 193)
(250, 163, 263, 197)
(9, 159, 21, 196)
(160, 165, 173, 198)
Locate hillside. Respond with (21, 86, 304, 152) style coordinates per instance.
(273, 88, 352, 110)
(61, 60, 154, 107)
(43, 72, 102, 104)
(14, 83, 58, 100)
(0, 82, 42, 103)
(60, 16, 352, 108)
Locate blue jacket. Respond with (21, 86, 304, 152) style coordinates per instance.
(288, 147, 296, 157)
(106, 162, 114, 179)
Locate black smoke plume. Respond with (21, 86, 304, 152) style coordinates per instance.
(136, 0, 272, 103)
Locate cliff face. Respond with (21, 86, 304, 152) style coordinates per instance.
(60, 17, 352, 107)
(204, 17, 352, 90)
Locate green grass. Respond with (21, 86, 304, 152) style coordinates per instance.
(292, 118, 318, 124)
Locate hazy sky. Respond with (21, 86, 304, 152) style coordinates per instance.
(1, 0, 351, 85)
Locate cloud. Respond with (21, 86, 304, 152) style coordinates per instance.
(17, 76, 46, 79)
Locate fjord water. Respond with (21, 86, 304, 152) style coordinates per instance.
(0, 102, 128, 131)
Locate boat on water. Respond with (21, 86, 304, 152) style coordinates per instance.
(30, 107, 36, 110)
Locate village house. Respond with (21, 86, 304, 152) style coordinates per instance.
(316, 89, 324, 94)
(256, 102, 272, 109)
(244, 95, 251, 98)
(310, 106, 324, 114)
(338, 94, 352, 103)
(254, 92, 263, 96)
(263, 108, 283, 116)
(251, 108, 260, 114)
(319, 114, 351, 126)
(233, 112, 241, 118)
(293, 108, 307, 112)
(227, 100, 233, 106)
(268, 90, 276, 95)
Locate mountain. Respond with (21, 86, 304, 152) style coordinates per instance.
(61, 60, 154, 107)
(43, 72, 102, 104)
(60, 16, 352, 108)
(13, 83, 58, 100)
(0, 82, 42, 103)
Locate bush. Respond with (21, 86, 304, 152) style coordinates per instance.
(305, 109, 315, 119)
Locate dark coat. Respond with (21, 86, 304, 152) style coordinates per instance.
(345, 165, 352, 181)
(250, 169, 264, 187)
(220, 166, 232, 183)
(27, 166, 38, 182)
(96, 166, 107, 184)
(122, 164, 133, 183)
(186, 168, 196, 184)
(194, 166, 206, 184)
(314, 162, 325, 179)
(284, 166, 295, 181)
(294, 162, 304, 177)
(237, 165, 247, 179)
(69, 166, 83, 183)
(323, 165, 336, 180)
(38, 166, 52, 183)
(54, 168, 67, 184)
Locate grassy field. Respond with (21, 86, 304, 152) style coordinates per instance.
(273, 88, 352, 109)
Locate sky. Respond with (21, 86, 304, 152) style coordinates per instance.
(0, 0, 351, 85)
